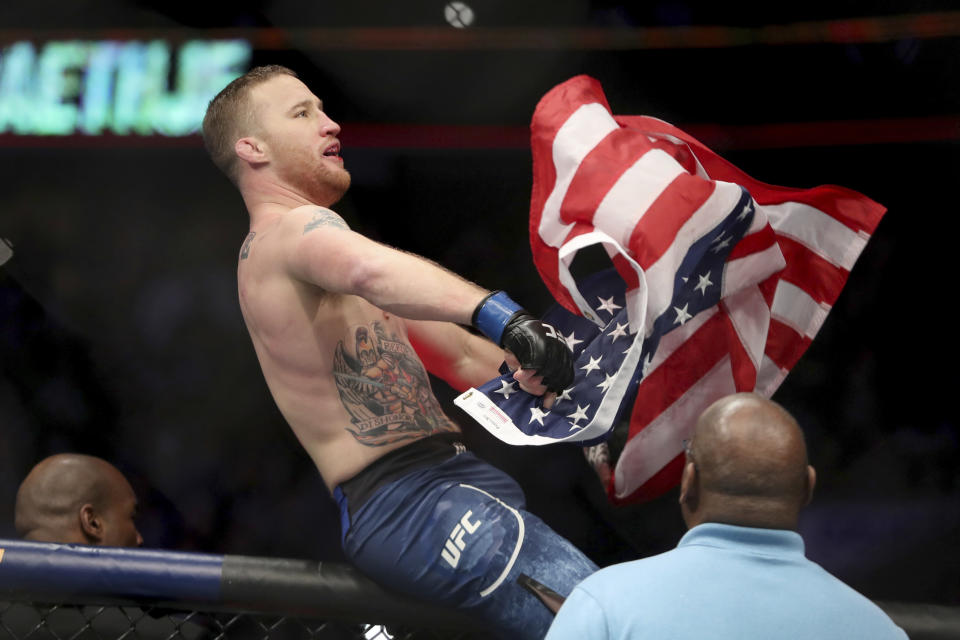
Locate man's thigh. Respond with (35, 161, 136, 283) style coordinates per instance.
(343, 461, 597, 637)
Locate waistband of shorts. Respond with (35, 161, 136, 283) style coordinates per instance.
(337, 433, 465, 517)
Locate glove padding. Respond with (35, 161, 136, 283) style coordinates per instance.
(500, 311, 574, 393)
(472, 290, 574, 393)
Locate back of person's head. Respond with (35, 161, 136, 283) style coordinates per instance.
(202, 64, 298, 185)
(14, 453, 143, 547)
(679, 393, 816, 531)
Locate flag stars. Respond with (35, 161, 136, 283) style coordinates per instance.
(711, 235, 732, 253)
(494, 380, 517, 399)
(738, 201, 754, 221)
(607, 322, 629, 342)
(567, 404, 590, 424)
(597, 373, 616, 393)
(529, 406, 549, 426)
(596, 296, 622, 315)
(557, 387, 574, 402)
(563, 330, 584, 351)
(693, 272, 713, 295)
(581, 355, 603, 374)
(673, 304, 693, 326)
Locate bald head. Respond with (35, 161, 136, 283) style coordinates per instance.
(679, 393, 815, 530)
(15, 454, 143, 547)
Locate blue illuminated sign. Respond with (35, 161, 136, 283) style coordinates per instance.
(0, 39, 251, 136)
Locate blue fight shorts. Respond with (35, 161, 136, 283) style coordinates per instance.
(334, 436, 598, 639)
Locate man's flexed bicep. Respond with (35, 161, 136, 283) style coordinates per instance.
(283, 206, 488, 324)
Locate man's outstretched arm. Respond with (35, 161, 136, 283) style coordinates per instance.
(283, 206, 573, 391)
(284, 206, 487, 323)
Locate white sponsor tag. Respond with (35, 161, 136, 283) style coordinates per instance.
(454, 388, 569, 446)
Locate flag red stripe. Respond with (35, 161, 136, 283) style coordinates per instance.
(722, 306, 760, 391)
(764, 317, 813, 370)
(615, 115, 887, 233)
(646, 137, 700, 175)
(610, 453, 684, 505)
(628, 311, 731, 436)
(752, 185, 886, 235)
(628, 172, 716, 270)
(758, 276, 779, 306)
(775, 235, 851, 304)
(529, 77, 614, 314)
(610, 253, 640, 290)
(527, 76, 884, 505)
(728, 224, 778, 261)
(560, 128, 657, 226)
(529, 144, 569, 310)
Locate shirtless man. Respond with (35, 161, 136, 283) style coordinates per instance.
(202, 65, 596, 638)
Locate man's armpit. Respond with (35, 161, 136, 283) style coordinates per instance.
(303, 208, 349, 234)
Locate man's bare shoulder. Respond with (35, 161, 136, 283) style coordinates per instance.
(284, 205, 351, 235)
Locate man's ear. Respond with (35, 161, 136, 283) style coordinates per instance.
(803, 465, 817, 506)
(678, 460, 698, 507)
(235, 136, 268, 165)
(79, 504, 103, 543)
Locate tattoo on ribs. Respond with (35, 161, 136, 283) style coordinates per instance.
(303, 209, 348, 234)
(332, 322, 458, 446)
(240, 232, 256, 259)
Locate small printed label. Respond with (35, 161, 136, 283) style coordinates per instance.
(454, 388, 515, 435)
(454, 387, 548, 446)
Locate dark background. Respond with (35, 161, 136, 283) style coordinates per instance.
(1, 0, 958, 607)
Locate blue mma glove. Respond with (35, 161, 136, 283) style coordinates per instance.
(472, 291, 574, 393)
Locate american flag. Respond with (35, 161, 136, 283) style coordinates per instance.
(455, 75, 886, 504)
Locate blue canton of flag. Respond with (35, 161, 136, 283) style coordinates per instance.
(455, 187, 757, 446)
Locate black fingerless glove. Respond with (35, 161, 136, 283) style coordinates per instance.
(472, 291, 574, 393)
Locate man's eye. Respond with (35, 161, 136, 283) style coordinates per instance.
(296, 110, 307, 117)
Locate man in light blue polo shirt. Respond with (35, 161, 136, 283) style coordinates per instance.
(546, 392, 907, 639)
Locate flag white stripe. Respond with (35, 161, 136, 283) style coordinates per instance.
(721, 243, 786, 297)
(723, 285, 771, 372)
(614, 357, 737, 498)
(763, 202, 868, 270)
(539, 103, 619, 248)
(592, 149, 686, 246)
(639, 119, 710, 179)
(454, 388, 607, 445)
(756, 354, 790, 397)
(771, 280, 831, 339)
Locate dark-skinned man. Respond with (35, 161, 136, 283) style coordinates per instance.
(547, 392, 907, 639)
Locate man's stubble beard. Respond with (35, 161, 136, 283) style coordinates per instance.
(274, 139, 351, 207)
(296, 159, 351, 208)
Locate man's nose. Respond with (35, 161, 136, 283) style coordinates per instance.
(320, 114, 341, 137)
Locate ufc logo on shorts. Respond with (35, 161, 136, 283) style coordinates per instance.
(440, 510, 482, 568)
